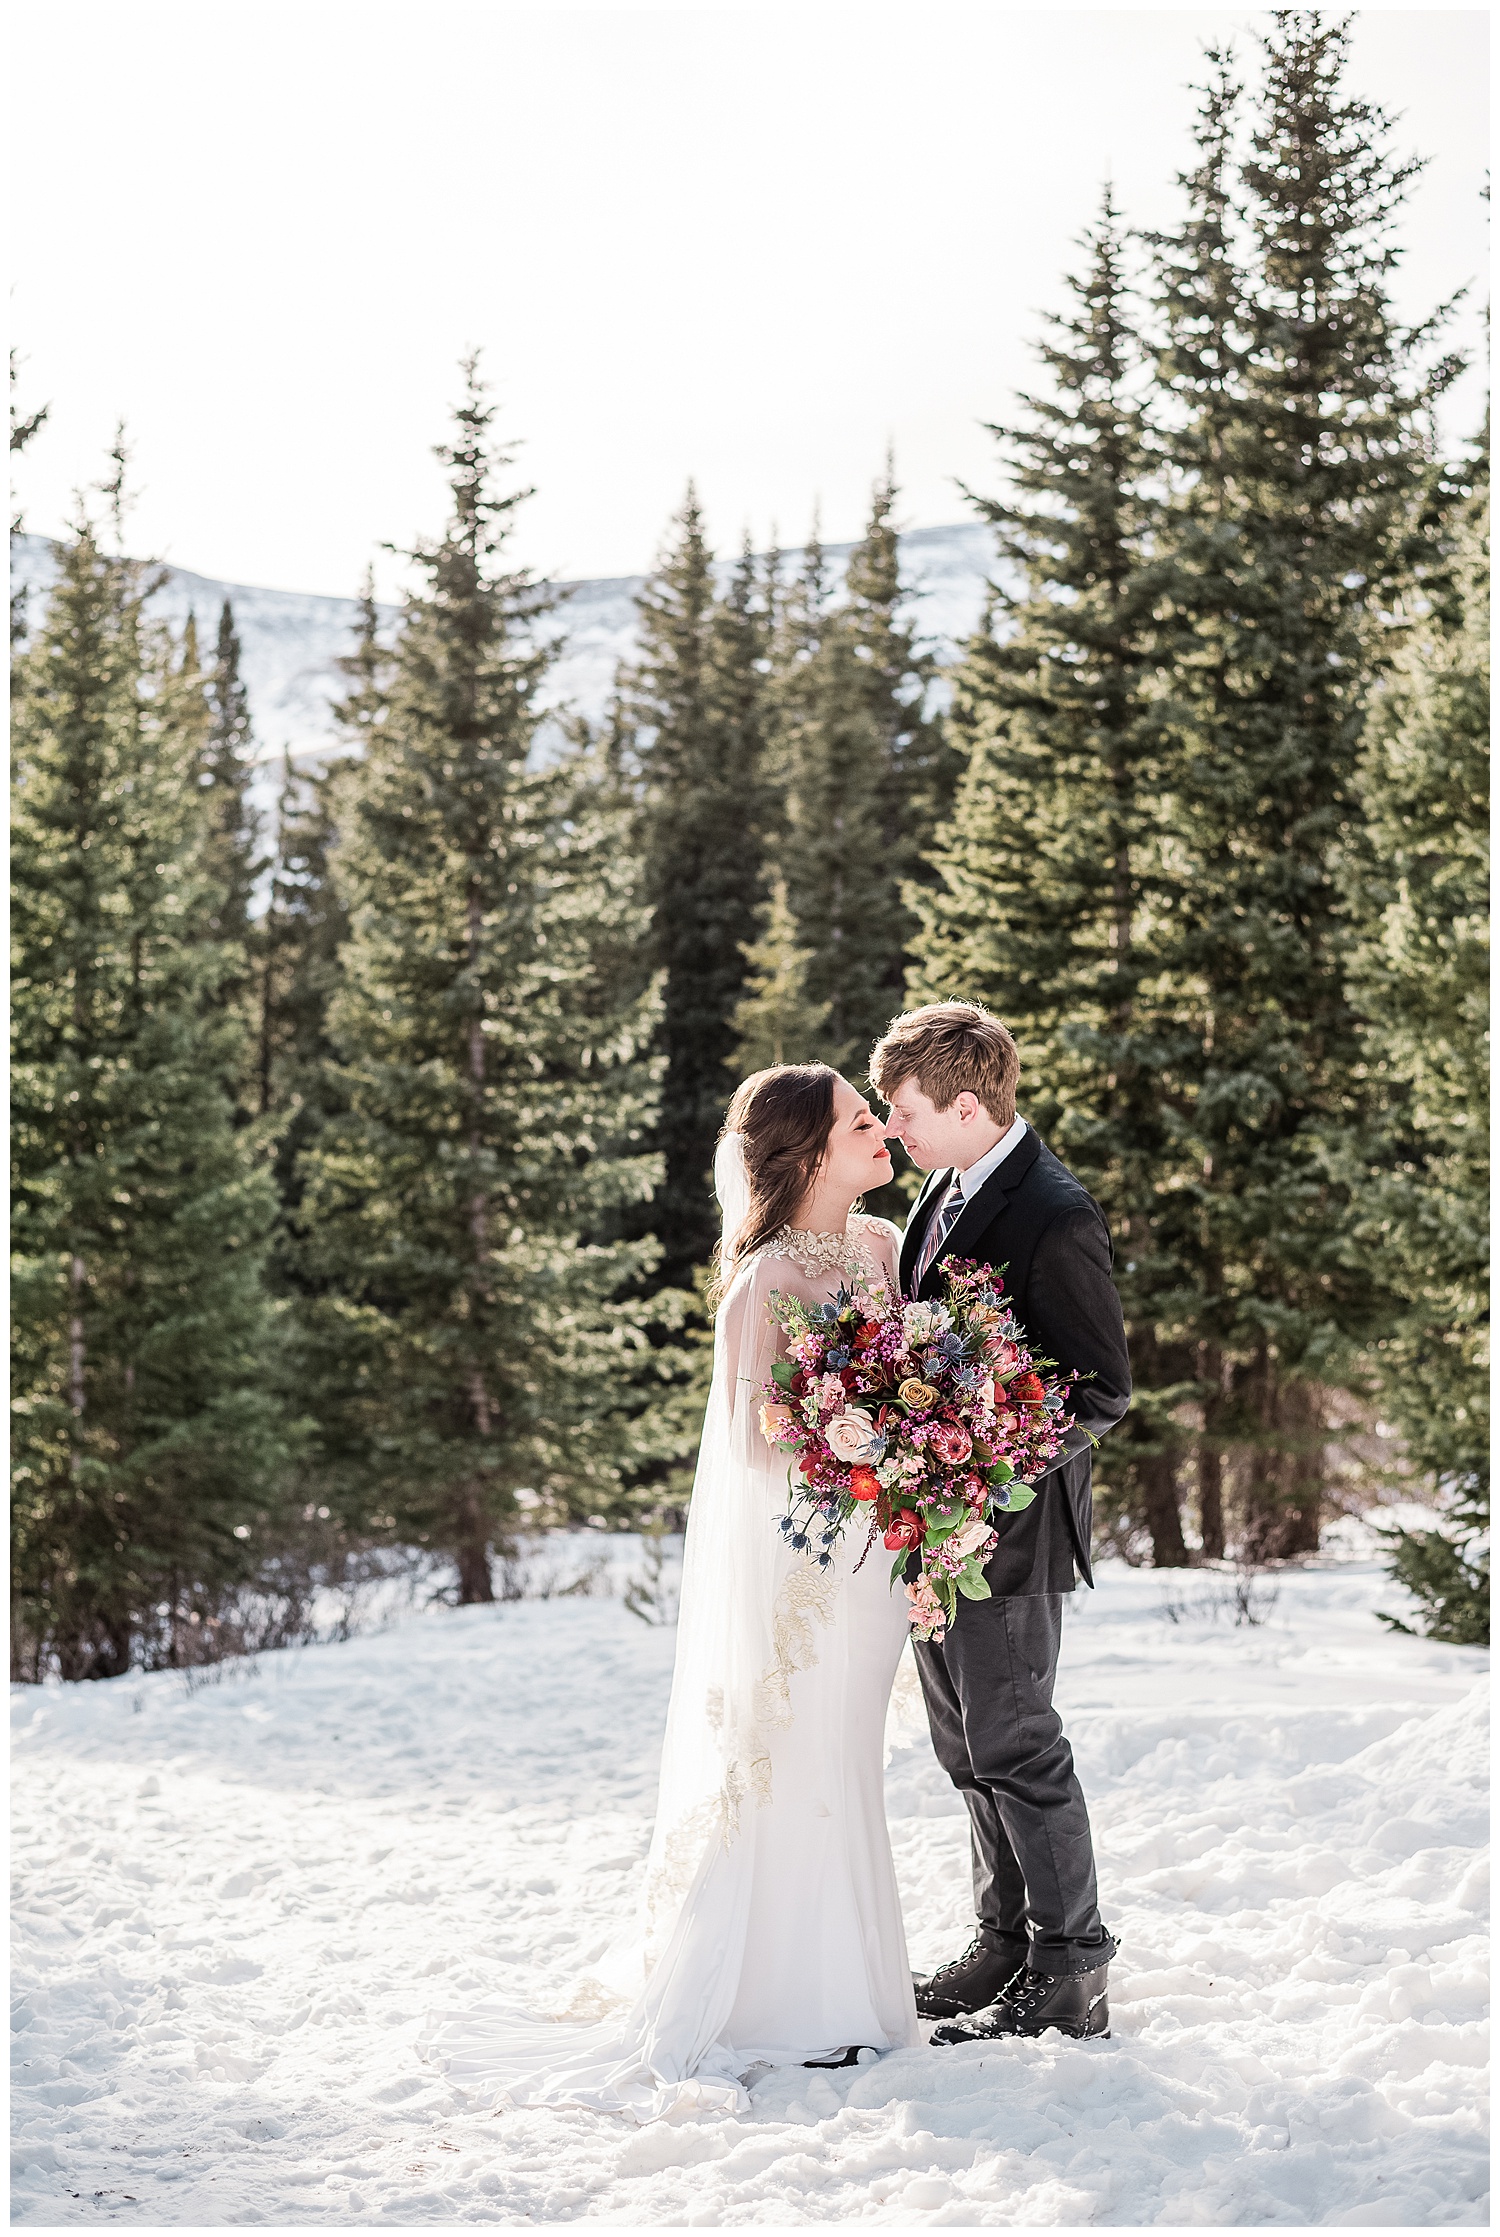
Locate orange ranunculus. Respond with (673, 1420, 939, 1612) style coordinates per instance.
(849, 1466, 881, 1502)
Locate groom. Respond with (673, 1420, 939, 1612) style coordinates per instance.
(869, 1001, 1131, 2045)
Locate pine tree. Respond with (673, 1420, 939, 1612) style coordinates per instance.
(256, 760, 349, 1187)
(1342, 467, 1488, 1642)
(729, 874, 831, 1073)
(771, 473, 953, 1083)
(842, 462, 958, 985)
(11, 472, 287, 1679)
(623, 489, 767, 1283)
(293, 361, 665, 1598)
(1148, 12, 1460, 1558)
(9, 347, 49, 469)
(908, 193, 1191, 1563)
(332, 568, 394, 749)
(10, 349, 50, 645)
(202, 598, 264, 957)
(252, 582, 383, 1173)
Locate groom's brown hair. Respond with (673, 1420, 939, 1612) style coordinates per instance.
(869, 1001, 1020, 1127)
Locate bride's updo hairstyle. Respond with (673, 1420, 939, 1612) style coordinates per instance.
(717, 1064, 839, 1289)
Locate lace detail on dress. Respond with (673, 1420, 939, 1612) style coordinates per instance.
(638, 1545, 842, 1962)
(753, 1215, 883, 1286)
(754, 1556, 840, 1735)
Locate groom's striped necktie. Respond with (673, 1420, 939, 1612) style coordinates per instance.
(915, 1173, 966, 1286)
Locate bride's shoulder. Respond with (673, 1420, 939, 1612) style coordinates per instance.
(723, 1241, 793, 1298)
(851, 1211, 904, 1248)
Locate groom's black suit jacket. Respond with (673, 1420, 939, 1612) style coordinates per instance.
(900, 1126, 1131, 1595)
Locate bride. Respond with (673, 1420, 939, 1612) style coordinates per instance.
(422, 1063, 921, 2119)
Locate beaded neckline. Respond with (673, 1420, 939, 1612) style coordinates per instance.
(758, 1217, 878, 1280)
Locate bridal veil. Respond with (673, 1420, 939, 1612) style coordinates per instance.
(420, 1133, 856, 2118)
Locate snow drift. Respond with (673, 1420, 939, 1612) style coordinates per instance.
(11, 1557, 1488, 2225)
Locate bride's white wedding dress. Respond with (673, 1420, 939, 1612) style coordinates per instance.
(420, 1151, 919, 2120)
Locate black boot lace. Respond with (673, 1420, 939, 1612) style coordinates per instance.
(1009, 1970, 1053, 2014)
(928, 1934, 986, 1984)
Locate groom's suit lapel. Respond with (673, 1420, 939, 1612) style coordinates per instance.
(917, 1125, 1043, 1299)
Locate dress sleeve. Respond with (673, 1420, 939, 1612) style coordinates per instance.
(718, 1257, 798, 1473)
(856, 1214, 904, 1299)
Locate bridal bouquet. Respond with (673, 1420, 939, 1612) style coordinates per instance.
(757, 1261, 1079, 1642)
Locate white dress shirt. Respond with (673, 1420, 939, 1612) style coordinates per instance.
(912, 1112, 1031, 1286)
(954, 1110, 1029, 1200)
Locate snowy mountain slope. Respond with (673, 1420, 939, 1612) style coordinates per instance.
(10, 522, 997, 769)
(11, 1557, 1488, 2226)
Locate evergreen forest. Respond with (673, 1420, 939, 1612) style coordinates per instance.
(11, 16, 1488, 1676)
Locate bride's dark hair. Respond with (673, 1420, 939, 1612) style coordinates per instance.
(716, 1064, 840, 1290)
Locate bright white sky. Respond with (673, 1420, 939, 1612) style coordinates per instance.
(10, 4, 1489, 599)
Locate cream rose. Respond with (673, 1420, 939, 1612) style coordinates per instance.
(948, 1512, 997, 1565)
(826, 1407, 880, 1463)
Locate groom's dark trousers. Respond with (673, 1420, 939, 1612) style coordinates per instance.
(902, 1125, 1131, 1976)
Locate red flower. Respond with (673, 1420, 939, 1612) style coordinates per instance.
(1010, 1371, 1045, 1405)
(849, 1466, 881, 1502)
(799, 1453, 821, 1480)
(789, 1370, 809, 1397)
(883, 1508, 926, 1551)
(839, 1367, 860, 1391)
(856, 1321, 883, 1348)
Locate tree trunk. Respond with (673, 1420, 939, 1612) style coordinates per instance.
(1141, 1451, 1189, 1567)
(1197, 1442, 1226, 1561)
(1197, 1340, 1226, 1560)
(1273, 1381, 1323, 1557)
(453, 1490, 495, 1605)
(1241, 1361, 1323, 1561)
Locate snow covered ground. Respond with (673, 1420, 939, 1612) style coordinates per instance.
(12, 1552, 1488, 2227)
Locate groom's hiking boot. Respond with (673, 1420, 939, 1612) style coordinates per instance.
(930, 1961, 1110, 2045)
(913, 1933, 1027, 2021)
